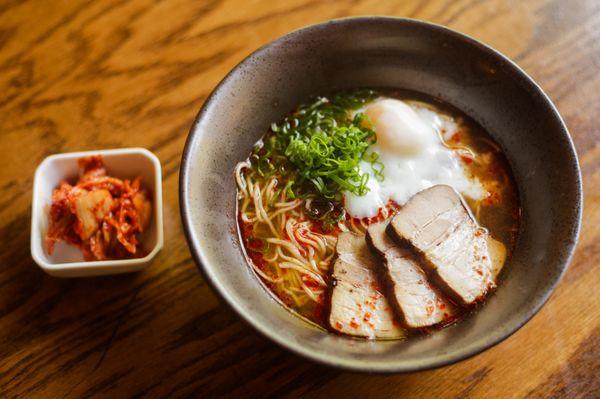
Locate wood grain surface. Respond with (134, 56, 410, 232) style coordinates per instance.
(1, 0, 598, 398)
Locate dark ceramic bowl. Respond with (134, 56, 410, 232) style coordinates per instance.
(179, 17, 582, 372)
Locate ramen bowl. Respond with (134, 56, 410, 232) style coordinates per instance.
(179, 17, 582, 372)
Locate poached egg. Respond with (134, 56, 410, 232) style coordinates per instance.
(344, 98, 486, 218)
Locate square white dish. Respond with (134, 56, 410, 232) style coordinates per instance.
(31, 148, 164, 277)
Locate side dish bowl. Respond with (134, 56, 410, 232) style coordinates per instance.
(179, 17, 582, 372)
(31, 148, 164, 277)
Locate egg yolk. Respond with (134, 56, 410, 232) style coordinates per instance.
(364, 99, 438, 156)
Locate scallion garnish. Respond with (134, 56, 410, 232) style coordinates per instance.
(255, 90, 381, 201)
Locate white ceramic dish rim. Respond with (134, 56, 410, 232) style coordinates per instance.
(30, 147, 164, 272)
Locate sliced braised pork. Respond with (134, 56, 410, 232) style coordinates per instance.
(389, 185, 498, 305)
(487, 236, 507, 279)
(329, 232, 404, 339)
(366, 220, 455, 329)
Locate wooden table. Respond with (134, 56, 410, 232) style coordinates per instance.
(1, 1, 598, 397)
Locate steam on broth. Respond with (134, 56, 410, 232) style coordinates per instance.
(235, 89, 519, 337)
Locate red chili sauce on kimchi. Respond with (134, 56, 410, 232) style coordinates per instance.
(45, 156, 152, 261)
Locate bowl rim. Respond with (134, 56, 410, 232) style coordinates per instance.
(179, 16, 582, 372)
(31, 147, 164, 274)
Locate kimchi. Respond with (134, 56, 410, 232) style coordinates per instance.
(45, 155, 152, 261)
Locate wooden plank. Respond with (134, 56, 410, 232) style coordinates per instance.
(0, 0, 598, 397)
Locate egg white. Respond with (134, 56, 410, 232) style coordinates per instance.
(344, 98, 486, 218)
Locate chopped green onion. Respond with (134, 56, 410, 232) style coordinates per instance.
(246, 90, 385, 210)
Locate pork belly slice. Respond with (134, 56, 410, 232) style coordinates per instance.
(487, 236, 507, 279)
(329, 232, 404, 339)
(367, 220, 456, 329)
(389, 185, 497, 305)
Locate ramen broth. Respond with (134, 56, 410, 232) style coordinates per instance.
(235, 89, 519, 334)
